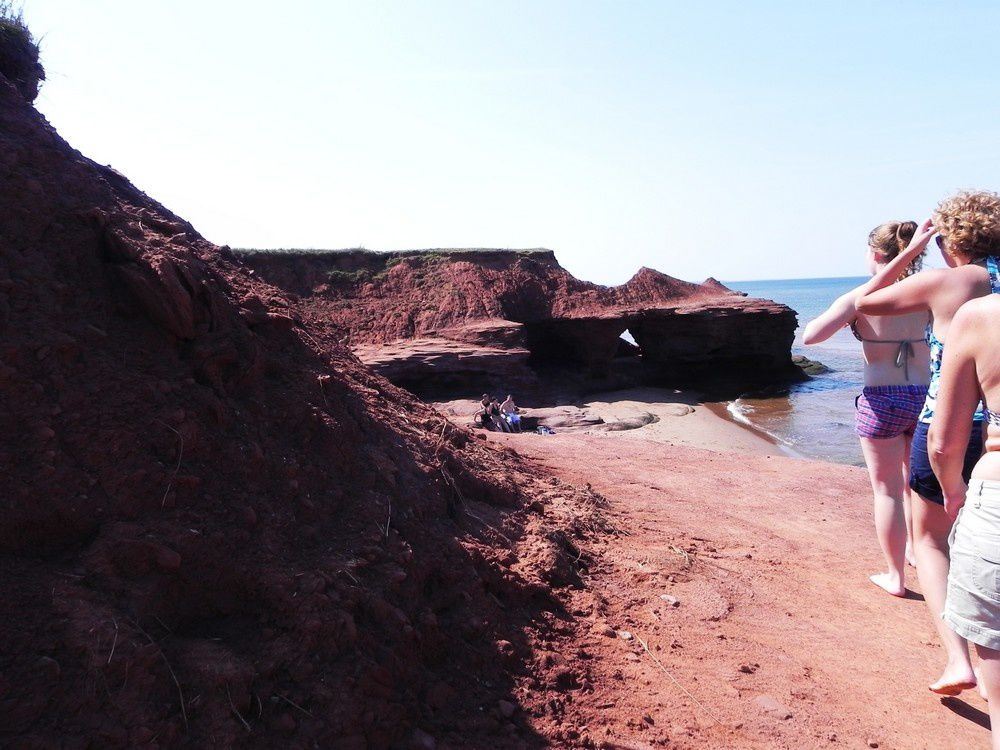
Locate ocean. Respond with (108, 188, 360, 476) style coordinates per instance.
(726, 276, 871, 466)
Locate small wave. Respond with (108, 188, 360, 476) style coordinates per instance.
(726, 399, 794, 447)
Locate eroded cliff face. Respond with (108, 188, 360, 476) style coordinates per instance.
(237, 249, 805, 396)
(0, 64, 608, 748)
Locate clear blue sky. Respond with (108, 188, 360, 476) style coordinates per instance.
(21, 1, 1000, 283)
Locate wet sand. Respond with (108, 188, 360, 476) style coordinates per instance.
(579, 387, 787, 457)
(435, 387, 786, 457)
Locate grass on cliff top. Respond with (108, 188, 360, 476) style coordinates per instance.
(0, 1, 43, 86)
(234, 247, 553, 259)
(0, 2, 33, 43)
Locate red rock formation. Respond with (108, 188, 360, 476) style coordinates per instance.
(238, 250, 804, 395)
(0, 52, 607, 748)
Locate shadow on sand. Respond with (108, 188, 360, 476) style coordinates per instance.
(941, 696, 991, 730)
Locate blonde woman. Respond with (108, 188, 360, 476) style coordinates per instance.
(857, 190, 1000, 695)
(804, 221, 929, 598)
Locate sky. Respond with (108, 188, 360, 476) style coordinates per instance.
(19, 1, 1000, 284)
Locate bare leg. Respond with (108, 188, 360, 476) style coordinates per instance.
(903, 488, 917, 567)
(913, 495, 976, 693)
(859, 436, 908, 596)
(903, 433, 917, 567)
(975, 645, 1000, 748)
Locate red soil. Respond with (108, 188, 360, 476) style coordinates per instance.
(490, 432, 990, 749)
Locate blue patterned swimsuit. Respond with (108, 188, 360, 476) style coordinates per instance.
(918, 255, 1000, 424)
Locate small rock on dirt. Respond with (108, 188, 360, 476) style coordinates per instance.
(592, 623, 616, 638)
(659, 594, 680, 607)
(753, 694, 792, 720)
(498, 699, 516, 718)
(411, 729, 436, 749)
(617, 630, 633, 641)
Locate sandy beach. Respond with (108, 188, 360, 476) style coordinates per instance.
(579, 387, 784, 456)
(480, 427, 991, 749)
(436, 386, 785, 457)
(428, 387, 992, 747)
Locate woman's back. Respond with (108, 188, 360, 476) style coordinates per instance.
(970, 297, 1000, 464)
(854, 309, 930, 387)
(924, 263, 996, 343)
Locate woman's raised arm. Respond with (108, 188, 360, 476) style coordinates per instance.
(802, 289, 859, 345)
(856, 268, 946, 316)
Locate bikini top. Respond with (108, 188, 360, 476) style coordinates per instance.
(920, 255, 1000, 424)
(849, 320, 925, 381)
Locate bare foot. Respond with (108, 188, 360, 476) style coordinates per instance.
(869, 572, 905, 598)
(905, 544, 917, 568)
(929, 664, 977, 696)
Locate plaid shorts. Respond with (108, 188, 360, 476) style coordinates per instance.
(854, 384, 927, 440)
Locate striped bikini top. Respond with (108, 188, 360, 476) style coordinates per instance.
(919, 255, 1000, 424)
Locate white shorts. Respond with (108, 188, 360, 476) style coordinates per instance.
(944, 479, 1000, 651)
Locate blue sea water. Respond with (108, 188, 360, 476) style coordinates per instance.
(725, 276, 870, 466)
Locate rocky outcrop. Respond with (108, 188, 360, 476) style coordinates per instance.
(631, 301, 799, 390)
(237, 249, 805, 396)
(353, 330, 535, 400)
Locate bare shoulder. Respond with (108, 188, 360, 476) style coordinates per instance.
(954, 294, 1000, 323)
(949, 296, 1000, 351)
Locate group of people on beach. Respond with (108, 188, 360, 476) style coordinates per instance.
(805, 190, 1000, 745)
(476, 393, 523, 433)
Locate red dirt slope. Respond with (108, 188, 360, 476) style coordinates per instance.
(0, 67, 609, 748)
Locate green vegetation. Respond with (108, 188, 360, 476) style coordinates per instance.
(0, 1, 44, 101)
(0, 2, 28, 36)
(325, 268, 371, 284)
(233, 247, 371, 259)
(231, 247, 557, 285)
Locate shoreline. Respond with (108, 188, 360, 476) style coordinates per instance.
(579, 388, 785, 456)
(704, 400, 805, 459)
(437, 387, 799, 458)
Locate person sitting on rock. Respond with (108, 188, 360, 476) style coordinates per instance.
(500, 394, 522, 433)
(488, 399, 511, 432)
(475, 393, 493, 429)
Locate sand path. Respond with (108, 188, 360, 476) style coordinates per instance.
(489, 432, 990, 749)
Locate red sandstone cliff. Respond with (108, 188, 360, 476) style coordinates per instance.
(238, 249, 804, 396)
